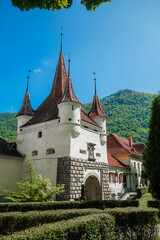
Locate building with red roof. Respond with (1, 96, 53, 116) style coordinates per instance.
(15, 35, 110, 201)
(107, 133, 146, 199)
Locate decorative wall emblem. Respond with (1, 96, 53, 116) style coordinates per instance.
(87, 143, 96, 161)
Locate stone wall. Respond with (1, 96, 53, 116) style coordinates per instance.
(56, 157, 110, 201)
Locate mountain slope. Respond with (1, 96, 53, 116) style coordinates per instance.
(0, 113, 17, 142)
(83, 89, 154, 143)
(0, 89, 154, 143)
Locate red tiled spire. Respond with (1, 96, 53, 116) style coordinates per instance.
(60, 57, 80, 104)
(16, 75, 34, 117)
(88, 77, 107, 118)
(22, 39, 68, 126)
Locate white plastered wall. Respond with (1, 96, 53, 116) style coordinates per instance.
(0, 155, 23, 195)
(17, 119, 71, 186)
(70, 122, 108, 164)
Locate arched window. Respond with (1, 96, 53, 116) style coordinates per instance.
(46, 148, 55, 155)
(109, 172, 114, 183)
(114, 173, 118, 183)
(119, 173, 123, 183)
(32, 150, 38, 156)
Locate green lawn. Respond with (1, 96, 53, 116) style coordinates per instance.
(138, 193, 154, 208)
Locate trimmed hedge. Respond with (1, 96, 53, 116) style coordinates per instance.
(0, 214, 115, 240)
(0, 208, 102, 235)
(136, 186, 149, 198)
(148, 200, 160, 208)
(0, 200, 139, 212)
(106, 207, 159, 240)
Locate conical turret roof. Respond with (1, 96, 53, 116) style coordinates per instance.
(16, 77, 34, 118)
(88, 79, 107, 118)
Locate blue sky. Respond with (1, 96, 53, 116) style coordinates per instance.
(0, 0, 160, 113)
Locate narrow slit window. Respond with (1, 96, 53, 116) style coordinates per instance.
(38, 131, 42, 138)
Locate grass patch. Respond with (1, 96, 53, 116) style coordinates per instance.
(139, 193, 154, 208)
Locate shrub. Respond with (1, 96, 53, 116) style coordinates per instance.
(0, 208, 102, 235)
(136, 186, 149, 198)
(148, 200, 160, 208)
(0, 200, 139, 212)
(3, 158, 64, 202)
(0, 214, 115, 240)
(106, 207, 159, 240)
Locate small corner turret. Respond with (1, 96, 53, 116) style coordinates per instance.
(16, 71, 34, 134)
(58, 54, 81, 137)
(88, 75, 107, 144)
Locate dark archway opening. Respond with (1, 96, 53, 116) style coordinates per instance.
(84, 175, 102, 200)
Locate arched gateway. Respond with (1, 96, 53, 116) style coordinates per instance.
(84, 175, 102, 200)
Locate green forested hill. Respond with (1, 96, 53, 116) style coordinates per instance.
(0, 89, 155, 143)
(0, 113, 17, 142)
(83, 89, 154, 143)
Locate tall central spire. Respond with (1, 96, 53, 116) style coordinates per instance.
(60, 27, 63, 53)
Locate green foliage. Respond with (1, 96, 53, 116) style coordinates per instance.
(136, 186, 149, 198)
(11, 0, 111, 11)
(0, 208, 102, 235)
(0, 214, 115, 240)
(144, 94, 160, 200)
(0, 113, 17, 142)
(0, 199, 139, 212)
(148, 200, 160, 209)
(3, 158, 64, 202)
(84, 89, 154, 143)
(106, 207, 159, 240)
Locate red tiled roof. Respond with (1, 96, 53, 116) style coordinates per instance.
(22, 51, 68, 127)
(133, 143, 146, 154)
(0, 137, 22, 157)
(21, 50, 101, 128)
(81, 108, 102, 128)
(107, 133, 145, 158)
(60, 76, 80, 104)
(88, 93, 107, 118)
(107, 153, 127, 168)
(16, 91, 34, 117)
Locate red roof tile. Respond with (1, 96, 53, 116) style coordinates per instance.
(22, 51, 68, 127)
(60, 76, 80, 104)
(16, 91, 34, 117)
(108, 153, 127, 168)
(81, 108, 102, 128)
(88, 93, 107, 118)
(107, 133, 144, 158)
(133, 143, 146, 154)
(21, 50, 101, 128)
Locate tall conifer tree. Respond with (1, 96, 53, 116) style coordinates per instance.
(144, 94, 160, 199)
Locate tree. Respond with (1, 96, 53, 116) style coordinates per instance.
(11, 0, 111, 11)
(4, 158, 64, 202)
(144, 94, 160, 199)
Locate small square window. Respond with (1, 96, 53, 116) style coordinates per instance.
(38, 131, 42, 138)
(46, 148, 55, 155)
(32, 150, 38, 156)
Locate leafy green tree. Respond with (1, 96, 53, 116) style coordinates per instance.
(11, 0, 111, 11)
(4, 158, 64, 202)
(144, 94, 160, 199)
